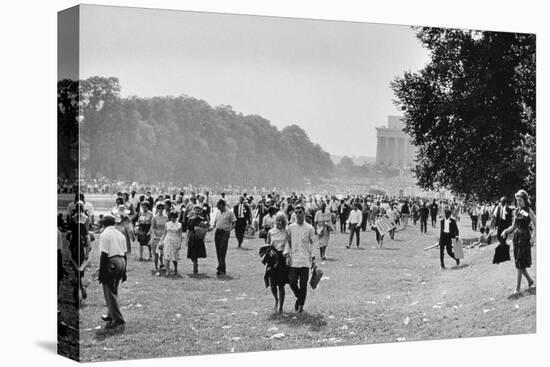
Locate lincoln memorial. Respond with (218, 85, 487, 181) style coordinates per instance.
(376, 115, 416, 168)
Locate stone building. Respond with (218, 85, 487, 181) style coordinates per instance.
(375, 115, 416, 168)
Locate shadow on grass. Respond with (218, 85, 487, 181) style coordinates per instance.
(379, 247, 400, 251)
(187, 273, 212, 280)
(268, 311, 327, 332)
(236, 246, 253, 252)
(94, 325, 127, 341)
(216, 274, 237, 281)
(508, 287, 536, 300)
(451, 264, 470, 270)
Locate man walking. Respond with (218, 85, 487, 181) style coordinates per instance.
(98, 214, 128, 330)
(233, 196, 251, 248)
(212, 199, 236, 276)
(493, 196, 513, 247)
(430, 199, 438, 228)
(419, 202, 430, 234)
(347, 202, 362, 248)
(439, 207, 460, 269)
(284, 204, 317, 313)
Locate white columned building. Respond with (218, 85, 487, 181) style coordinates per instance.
(375, 115, 416, 168)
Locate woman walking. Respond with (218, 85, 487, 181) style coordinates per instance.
(187, 205, 209, 274)
(160, 211, 183, 277)
(501, 189, 536, 297)
(265, 212, 290, 313)
(150, 202, 168, 275)
(314, 202, 334, 260)
(136, 202, 153, 261)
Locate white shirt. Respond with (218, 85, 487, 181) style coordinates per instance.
(347, 209, 363, 226)
(99, 226, 127, 257)
(284, 222, 316, 268)
(493, 205, 508, 220)
(443, 218, 451, 233)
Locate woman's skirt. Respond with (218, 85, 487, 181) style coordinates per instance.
(317, 228, 330, 248)
(187, 233, 207, 260)
(513, 229, 532, 269)
(151, 235, 164, 256)
(268, 251, 289, 287)
(164, 235, 182, 262)
(137, 232, 151, 247)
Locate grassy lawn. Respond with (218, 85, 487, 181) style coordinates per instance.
(58, 217, 536, 362)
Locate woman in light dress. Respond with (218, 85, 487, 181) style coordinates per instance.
(149, 202, 168, 275)
(159, 211, 183, 277)
(314, 201, 334, 260)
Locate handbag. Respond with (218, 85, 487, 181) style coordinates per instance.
(309, 265, 324, 289)
(453, 237, 464, 259)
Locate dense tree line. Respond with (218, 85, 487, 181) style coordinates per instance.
(392, 28, 535, 202)
(58, 77, 334, 187)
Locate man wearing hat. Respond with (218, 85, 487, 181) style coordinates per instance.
(98, 215, 127, 330)
(212, 199, 237, 275)
(233, 196, 251, 248)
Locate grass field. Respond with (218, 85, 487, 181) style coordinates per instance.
(57, 216, 536, 362)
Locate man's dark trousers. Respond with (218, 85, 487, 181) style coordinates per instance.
(289, 267, 309, 306)
(214, 229, 230, 274)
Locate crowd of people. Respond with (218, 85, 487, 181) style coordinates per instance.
(58, 187, 536, 331)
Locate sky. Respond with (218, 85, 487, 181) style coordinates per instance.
(75, 5, 431, 157)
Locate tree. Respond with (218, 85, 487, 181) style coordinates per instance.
(391, 28, 535, 201)
(57, 79, 80, 180)
(72, 76, 334, 188)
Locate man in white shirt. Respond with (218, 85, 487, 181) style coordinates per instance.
(98, 215, 127, 329)
(347, 202, 363, 248)
(212, 199, 237, 276)
(284, 204, 317, 313)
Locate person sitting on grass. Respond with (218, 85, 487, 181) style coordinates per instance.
(467, 227, 492, 249)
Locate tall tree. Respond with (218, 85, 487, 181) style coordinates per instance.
(72, 77, 334, 188)
(391, 28, 535, 201)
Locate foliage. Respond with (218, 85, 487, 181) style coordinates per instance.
(391, 28, 535, 201)
(58, 77, 334, 188)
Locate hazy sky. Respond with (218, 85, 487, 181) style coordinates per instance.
(77, 5, 430, 157)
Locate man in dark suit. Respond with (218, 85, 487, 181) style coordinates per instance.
(233, 196, 251, 248)
(492, 196, 513, 247)
(439, 207, 460, 269)
(338, 199, 351, 233)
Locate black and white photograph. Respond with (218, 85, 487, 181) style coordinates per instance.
(54, 2, 538, 364)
